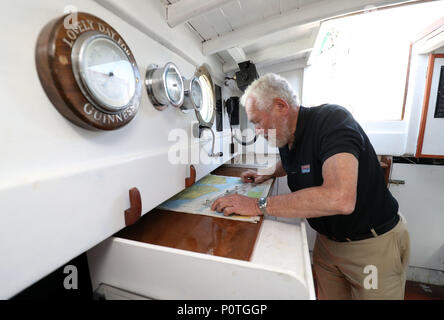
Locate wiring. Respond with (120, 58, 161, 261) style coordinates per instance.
(226, 100, 257, 146)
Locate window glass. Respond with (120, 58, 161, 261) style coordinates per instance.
(304, 1, 444, 121)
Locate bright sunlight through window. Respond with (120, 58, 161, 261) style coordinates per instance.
(304, 1, 444, 121)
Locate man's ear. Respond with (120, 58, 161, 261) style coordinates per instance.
(272, 98, 290, 115)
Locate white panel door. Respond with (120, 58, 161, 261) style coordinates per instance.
(389, 163, 444, 271)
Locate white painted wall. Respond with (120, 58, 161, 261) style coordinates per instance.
(390, 163, 444, 272)
(0, 0, 229, 299)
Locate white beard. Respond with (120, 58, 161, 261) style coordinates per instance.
(265, 119, 291, 148)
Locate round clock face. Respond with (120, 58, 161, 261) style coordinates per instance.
(80, 35, 135, 111)
(73, 33, 137, 112)
(36, 12, 142, 131)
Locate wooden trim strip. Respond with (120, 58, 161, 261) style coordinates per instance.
(416, 54, 435, 157)
(380, 156, 392, 186)
(413, 154, 444, 159)
(414, 16, 444, 44)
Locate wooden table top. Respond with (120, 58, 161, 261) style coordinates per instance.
(115, 165, 272, 261)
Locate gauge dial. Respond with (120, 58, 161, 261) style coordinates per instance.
(146, 62, 185, 110)
(73, 33, 137, 112)
(165, 67, 183, 105)
(190, 78, 203, 110)
(198, 74, 215, 124)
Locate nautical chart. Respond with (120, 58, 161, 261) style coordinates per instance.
(157, 174, 273, 223)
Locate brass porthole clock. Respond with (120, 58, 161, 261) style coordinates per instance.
(35, 12, 142, 131)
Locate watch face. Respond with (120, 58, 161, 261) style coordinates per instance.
(259, 197, 267, 207)
(190, 78, 203, 109)
(165, 65, 183, 105)
(76, 34, 136, 112)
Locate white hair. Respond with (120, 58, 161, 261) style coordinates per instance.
(240, 73, 300, 110)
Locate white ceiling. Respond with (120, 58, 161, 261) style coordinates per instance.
(161, 0, 428, 73)
(185, 0, 321, 41)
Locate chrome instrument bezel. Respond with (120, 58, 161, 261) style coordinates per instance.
(193, 65, 215, 128)
(71, 31, 141, 114)
(145, 62, 185, 111)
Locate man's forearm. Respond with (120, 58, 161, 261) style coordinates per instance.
(266, 185, 352, 219)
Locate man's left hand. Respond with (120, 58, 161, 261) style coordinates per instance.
(211, 194, 262, 217)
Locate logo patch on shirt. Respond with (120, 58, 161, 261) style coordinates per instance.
(301, 164, 311, 174)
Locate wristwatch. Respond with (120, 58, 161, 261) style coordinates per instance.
(257, 197, 268, 215)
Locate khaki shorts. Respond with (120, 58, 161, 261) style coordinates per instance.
(313, 214, 410, 300)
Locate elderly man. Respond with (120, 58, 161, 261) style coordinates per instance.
(211, 73, 410, 300)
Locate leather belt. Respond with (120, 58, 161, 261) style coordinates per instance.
(327, 214, 400, 242)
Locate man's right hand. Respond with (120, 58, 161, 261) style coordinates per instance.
(241, 170, 272, 184)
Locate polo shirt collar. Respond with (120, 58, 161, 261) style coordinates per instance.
(289, 106, 307, 150)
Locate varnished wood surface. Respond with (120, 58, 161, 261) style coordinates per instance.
(211, 166, 252, 177)
(379, 156, 392, 186)
(115, 209, 263, 261)
(115, 165, 271, 261)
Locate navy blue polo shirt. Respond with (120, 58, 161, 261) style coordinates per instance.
(278, 104, 399, 239)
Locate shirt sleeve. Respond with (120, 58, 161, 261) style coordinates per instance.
(318, 107, 365, 164)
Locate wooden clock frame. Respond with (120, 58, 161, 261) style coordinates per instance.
(35, 12, 142, 131)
